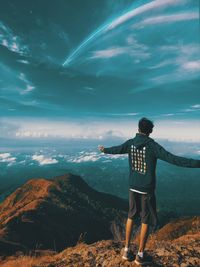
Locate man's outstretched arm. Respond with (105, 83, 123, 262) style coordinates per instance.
(153, 142, 200, 168)
(98, 140, 130, 154)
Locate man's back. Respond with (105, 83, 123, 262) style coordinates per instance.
(103, 133, 200, 193)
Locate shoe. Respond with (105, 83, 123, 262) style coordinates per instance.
(134, 253, 152, 265)
(122, 248, 134, 261)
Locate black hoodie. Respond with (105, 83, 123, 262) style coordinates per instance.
(103, 133, 200, 193)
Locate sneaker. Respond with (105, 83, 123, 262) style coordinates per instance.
(122, 248, 134, 261)
(134, 253, 152, 265)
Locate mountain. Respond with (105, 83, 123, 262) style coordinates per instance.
(0, 173, 127, 255)
(1, 217, 200, 266)
(0, 173, 199, 266)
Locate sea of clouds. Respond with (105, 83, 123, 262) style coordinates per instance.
(0, 150, 127, 167)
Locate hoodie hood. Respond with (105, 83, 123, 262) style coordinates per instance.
(133, 133, 153, 149)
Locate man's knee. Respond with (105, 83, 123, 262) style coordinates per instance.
(141, 222, 149, 227)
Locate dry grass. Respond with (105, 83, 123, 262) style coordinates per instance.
(0, 254, 55, 267)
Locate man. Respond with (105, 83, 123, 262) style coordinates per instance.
(98, 117, 200, 265)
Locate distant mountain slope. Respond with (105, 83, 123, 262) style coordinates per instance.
(0, 173, 127, 255)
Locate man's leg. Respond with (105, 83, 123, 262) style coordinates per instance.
(138, 223, 149, 252)
(122, 191, 137, 260)
(135, 223, 151, 265)
(122, 217, 134, 260)
(125, 218, 134, 247)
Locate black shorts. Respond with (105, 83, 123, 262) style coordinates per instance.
(128, 190, 157, 227)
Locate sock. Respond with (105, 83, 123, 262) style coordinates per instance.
(138, 251, 144, 258)
(124, 246, 129, 252)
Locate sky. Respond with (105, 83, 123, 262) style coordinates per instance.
(0, 0, 200, 142)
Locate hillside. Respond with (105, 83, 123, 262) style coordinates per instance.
(0, 174, 127, 255)
(1, 216, 200, 266)
(0, 174, 199, 266)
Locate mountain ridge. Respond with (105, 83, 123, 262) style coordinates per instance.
(0, 173, 199, 266)
(0, 173, 127, 255)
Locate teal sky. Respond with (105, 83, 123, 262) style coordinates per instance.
(0, 0, 200, 141)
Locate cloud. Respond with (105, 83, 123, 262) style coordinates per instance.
(58, 31, 69, 44)
(0, 153, 16, 164)
(182, 60, 200, 72)
(161, 44, 199, 56)
(149, 43, 200, 86)
(134, 12, 199, 28)
(16, 130, 48, 138)
(109, 113, 139, 116)
(17, 59, 30, 65)
(154, 119, 200, 142)
(32, 154, 58, 165)
(181, 104, 200, 113)
(18, 72, 35, 94)
(1, 116, 136, 140)
(149, 73, 180, 85)
(182, 108, 194, 112)
(0, 120, 20, 138)
(63, 0, 183, 65)
(107, 0, 183, 30)
(0, 63, 36, 110)
(162, 113, 175, 117)
(20, 84, 35, 95)
(67, 151, 126, 163)
(2, 116, 200, 143)
(148, 59, 174, 70)
(0, 21, 28, 55)
(191, 104, 200, 109)
(91, 47, 127, 59)
(91, 40, 150, 60)
(51, 23, 69, 44)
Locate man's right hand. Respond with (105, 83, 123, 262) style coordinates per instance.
(98, 145, 105, 152)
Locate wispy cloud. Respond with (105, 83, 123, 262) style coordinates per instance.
(18, 72, 35, 94)
(149, 73, 180, 85)
(162, 113, 175, 117)
(182, 60, 200, 72)
(149, 43, 200, 86)
(182, 108, 194, 112)
(91, 47, 127, 59)
(148, 59, 174, 70)
(191, 104, 200, 109)
(134, 12, 199, 28)
(51, 23, 69, 44)
(181, 104, 200, 113)
(17, 59, 30, 65)
(109, 112, 139, 116)
(63, 0, 183, 65)
(91, 40, 150, 60)
(0, 21, 28, 55)
(107, 0, 183, 30)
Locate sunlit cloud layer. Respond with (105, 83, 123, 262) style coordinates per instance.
(0, 117, 199, 142)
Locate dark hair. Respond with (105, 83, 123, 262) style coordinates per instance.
(138, 117, 154, 135)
